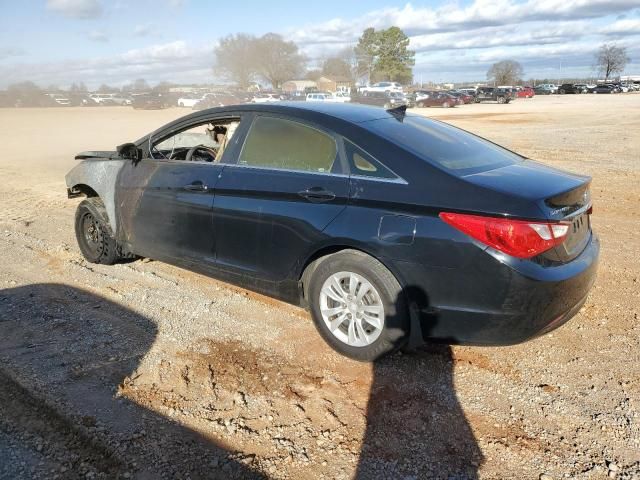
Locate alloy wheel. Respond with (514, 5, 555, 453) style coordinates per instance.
(319, 271, 385, 347)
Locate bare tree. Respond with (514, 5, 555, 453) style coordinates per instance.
(595, 43, 630, 80)
(322, 57, 352, 78)
(214, 34, 258, 90)
(254, 33, 306, 89)
(487, 60, 523, 85)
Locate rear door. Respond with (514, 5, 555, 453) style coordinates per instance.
(213, 114, 349, 281)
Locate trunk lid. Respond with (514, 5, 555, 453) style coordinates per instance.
(463, 160, 592, 262)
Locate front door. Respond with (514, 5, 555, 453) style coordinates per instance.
(116, 117, 242, 264)
(213, 114, 349, 283)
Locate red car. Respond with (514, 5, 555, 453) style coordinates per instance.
(414, 91, 457, 108)
(517, 87, 535, 98)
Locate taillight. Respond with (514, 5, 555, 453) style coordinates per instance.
(439, 212, 569, 259)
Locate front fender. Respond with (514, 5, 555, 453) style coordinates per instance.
(65, 159, 127, 234)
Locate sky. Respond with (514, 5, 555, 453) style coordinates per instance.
(1, 0, 640, 89)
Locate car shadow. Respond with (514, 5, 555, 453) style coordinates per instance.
(0, 283, 265, 479)
(0, 282, 482, 479)
(355, 285, 484, 479)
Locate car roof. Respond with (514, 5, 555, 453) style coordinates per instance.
(139, 102, 398, 143)
(235, 102, 398, 123)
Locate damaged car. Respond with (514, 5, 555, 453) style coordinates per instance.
(66, 102, 599, 361)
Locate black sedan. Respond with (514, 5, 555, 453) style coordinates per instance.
(65, 103, 599, 361)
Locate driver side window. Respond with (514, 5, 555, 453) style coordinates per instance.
(151, 118, 240, 163)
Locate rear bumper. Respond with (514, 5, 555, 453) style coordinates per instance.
(394, 232, 599, 346)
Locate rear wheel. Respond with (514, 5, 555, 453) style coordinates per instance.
(442, 102, 450, 108)
(307, 250, 409, 361)
(74, 198, 119, 265)
(497, 96, 505, 104)
(559, 89, 566, 94)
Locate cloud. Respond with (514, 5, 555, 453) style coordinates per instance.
(0, 41, 215, 88)
(289, 0, 640, 47)
(87, 30, 109, 42)
(0, 47, 26, 61)
(133, 23, 163, 37)
(46, 0, 103, 19)
(600, 18, 640, 35)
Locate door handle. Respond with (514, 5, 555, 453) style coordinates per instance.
(298, 187, 336, 203)
(183, 181, 208, 192)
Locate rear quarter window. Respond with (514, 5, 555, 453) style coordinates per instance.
(364, 115, 522, 175)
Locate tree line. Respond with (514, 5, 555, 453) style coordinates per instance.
(486, 44, 630, 86)
(214, 27, 415, 89)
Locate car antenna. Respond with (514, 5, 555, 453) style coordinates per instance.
(386, 104, 407, 120)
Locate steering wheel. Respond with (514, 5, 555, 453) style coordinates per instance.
(185, 144, 218, 162)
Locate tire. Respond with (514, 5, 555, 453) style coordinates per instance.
(74, 198, 119, 265)
(559, 89, 565, 94)
(383, 102, 391, 109)
(497, 96, 505, 104)
(307, 250, 409, 362)
(442, 102, 450, 108)
(417, 101, 424, 108)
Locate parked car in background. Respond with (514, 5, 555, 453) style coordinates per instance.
(252, 93, 282, 103)
(68, 93, 99, 107)
(177, 94, 202, 107)
(306, 93, 332, 102)
(66, 102, 598, 361)
(131, 93, 169, 109)
(333, 91, 351, 102)
(444, 91, 466, 105)
(89, 93, 131, 105)
(351, 90, 408, 108)
(45, 93, 71, 106)
(457, 88, 477, 96)
(475, 87, 511, 103)
(192, 93, 242, 110)
(516, 87, 535, 98)
(11, 92, 58, 107)
(534, 85, 555, 95)
(592, 84, 616, 94)
(537, 84, 558, 94)
(558, 84, 587, 94)
(362, 82, 403, 93)
(448, 91, 474, 104)
(413, 91, 457, 108)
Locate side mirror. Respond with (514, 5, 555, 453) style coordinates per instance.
(117, 142, 142, 161)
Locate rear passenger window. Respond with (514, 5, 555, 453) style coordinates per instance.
(239, 116, 337, 173)
(344, 140, 398, 179)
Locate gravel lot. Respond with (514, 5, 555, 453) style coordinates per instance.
(0, 94, 639, 480)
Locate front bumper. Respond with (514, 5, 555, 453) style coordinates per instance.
(395, 233, 600, 346)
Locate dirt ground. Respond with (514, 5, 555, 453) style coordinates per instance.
(0, 94, 639, 480)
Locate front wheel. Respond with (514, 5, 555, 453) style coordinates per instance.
(308, 250, 409, 361)
(74, 198, 119, 265)
(497, 96, 505, 104)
